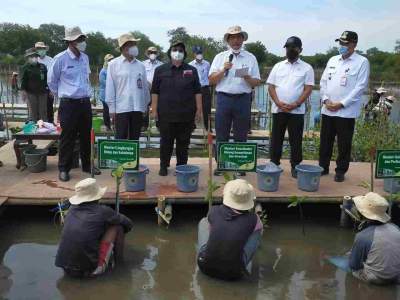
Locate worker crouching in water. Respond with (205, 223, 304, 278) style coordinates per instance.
(197, 179, 263, 280)
(55, 178, 133, 277)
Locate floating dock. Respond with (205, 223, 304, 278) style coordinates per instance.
(0, 140, 387, 206)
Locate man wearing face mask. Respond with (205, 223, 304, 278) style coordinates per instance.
(21, 48, 48, 122)
(35, 41, 55, 123)
(144, 46, 163, 86)
(151, 41, 202, 176)
(106, 33, 150, 141)
(143, 46, 163, 130)
(319, 31, 370, 182)
(267, 36, 314, 178)
(189, 46, 212, 131)
(48, 26, 100, 182)
(209, 26, 261, 176)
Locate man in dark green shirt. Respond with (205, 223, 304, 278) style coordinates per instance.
(21, 48, 48, 122)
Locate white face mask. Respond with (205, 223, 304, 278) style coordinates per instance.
(149, 53, 157, 61)
(76, 41, 87, 52)
(128, 46, 139, 57)
(171, 51, 184, 61)
(196, 54, 203, 61)
(230, 47, 241, 54)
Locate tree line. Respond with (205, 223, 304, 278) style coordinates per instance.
(0, 23, 399, 82)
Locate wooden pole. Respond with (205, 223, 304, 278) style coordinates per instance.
(208, 114, 213, 211)
(157, 196, 166, 226)
(90, 128, 95, 178)
(369, 147, 376, 192)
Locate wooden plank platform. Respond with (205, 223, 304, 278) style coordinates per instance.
(0, 141, 387, 205)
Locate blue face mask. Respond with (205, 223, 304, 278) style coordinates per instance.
(339, 45, 349, 55)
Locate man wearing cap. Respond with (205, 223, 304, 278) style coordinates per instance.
(55, 178, 133, 277)
(197, 179, 263, 280)
(98, 54, 114, 130)
(106, 33, 150, 141)
(48, 26, 100, 182)
(151, 41, 202, 176)
(319, 31, 370, 182)
(334, 192, 400, 284)
(209, 26, 261, 176)
(189, 46, 212, 131)
(267, 36, 314, 178)
(35, 41, 55, 123)
(143, 46, 163, 86)
(143, 46, 163, 130)
(21, 47, 48, 122)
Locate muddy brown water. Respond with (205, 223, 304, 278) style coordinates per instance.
(0, 205, 399, 300)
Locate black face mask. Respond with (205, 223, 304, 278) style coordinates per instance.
(286, 48, 300, 60)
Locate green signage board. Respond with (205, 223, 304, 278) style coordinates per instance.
(217, 142, 257, 172)
(98, 139, 139, 170)
(375, 150, 400, 178)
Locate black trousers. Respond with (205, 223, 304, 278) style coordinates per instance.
(58, 98, 92, 172)
(201, 86, 212, 130)
(101, 101, 111, 129)
(319, 114, 355, 175)
(159, 120, 193, 168)
(270, 112, 304, 168)
(115, 111, 143, 140)
(47, 92, 54, 123)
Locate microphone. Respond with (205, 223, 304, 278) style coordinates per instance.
(225, 54, 234, 77)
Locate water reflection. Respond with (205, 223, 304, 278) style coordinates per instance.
(0, 207, 399, 300)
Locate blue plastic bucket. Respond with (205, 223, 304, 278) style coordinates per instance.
(384, 178, 400, 194)
(124, 164, 149, 192)
(257, 164, 283, 192)
(175, 165, 200, 193)
(295, 164, 324, 192)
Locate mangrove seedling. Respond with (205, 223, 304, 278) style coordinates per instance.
(111, 164, 125, 213)
(288, 195, 307, 236)
(204, 172, 236, 212)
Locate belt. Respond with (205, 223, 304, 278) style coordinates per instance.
(60, 97, 90, 103)
(217, 92, 249, 98)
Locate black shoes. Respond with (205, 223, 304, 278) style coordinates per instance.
(334, 173, 345, 182)
(159, 167, 168, 176)
(83, 167, 101, 175)
(59, 171, 70, 182)
(321, 169, 329, 176)
(291, 168, 297, 178)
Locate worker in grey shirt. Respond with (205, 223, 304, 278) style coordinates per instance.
(347, 192, 400, 284)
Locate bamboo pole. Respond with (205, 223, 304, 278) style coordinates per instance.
(208, 114, 213, 211)
(157, 196, 166, 226)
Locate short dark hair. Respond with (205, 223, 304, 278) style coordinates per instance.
(167, 41, 187, 60)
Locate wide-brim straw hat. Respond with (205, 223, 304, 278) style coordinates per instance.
(24, 47, 38, 57)
(118, 33, 141, 49)
(386, 95, 397, 102)
(69, 178, 107, 205)
(223, 179, 256, 211)
(104, 53, 114, 62)
(353, 192, 390, 223)
(224, 25, 248, 42)
(146, 46, 158, 56)
(63, 26, 86, 42)
(34, 41, 49, 50)
(376, 87, 387, 94)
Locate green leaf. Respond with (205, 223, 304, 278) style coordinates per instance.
(288, 202, 298, 208)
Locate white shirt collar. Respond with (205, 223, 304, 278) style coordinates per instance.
(67, 47, 77, 60)
(121, 55, 137, 64)
(284, 58, 301, 65)
(339, 52, 356, 61)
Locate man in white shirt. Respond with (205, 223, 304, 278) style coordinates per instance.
(267, 37, 314, 178)
(143, 46, 163, 86)
(106, 33, 150, 141)
(319, 31, 370, 182)
(189, 46, 212, 131)
(48, 26, 100, 182)
(209, 26, 261, 176)
(143, 46, 163, 130)
(35, 41, 55, 123)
